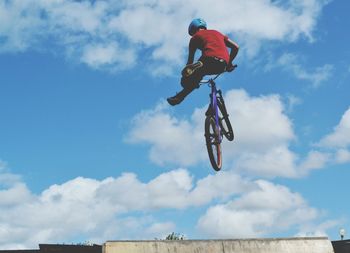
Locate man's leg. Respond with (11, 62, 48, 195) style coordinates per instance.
(167, 87, 192, 106)
(167, 63, 204, 106)
(167, 75, 201, 106)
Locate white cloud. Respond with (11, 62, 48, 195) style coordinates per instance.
(0, 160, 6, 169)
(97, 169, 253, 210)
(128, 88, 346, 177)
(0, 183, 33, 206)
(144, 222, 176, 239)
(126, 102, 206, 166)
(128, 89, 302, 178)
(0, 0, 330, 73)
(269, 53, 334, 87)
(0, 166, 253, 249)
(0, 166, 333, 248)
(197, 180, 321, 238)
(286, 94, 302, 112)
(335, 149, 350, 164)
(317, 107, 350, 148)
(309, 107, 350, 166)
(0, 156, 336, 248)
(234, 146, 297, 178)
(0, 0, 44, 52)
(189, 171, 255, 204)
(0, 160, 22, 187)
(221, 89, 299, 178)
(299, 150, 331, 174)
(296, 219, 342, 238)
(224, 89, 295, 150)
(44, 0, 108, 34)
(81, 43, 136, 70)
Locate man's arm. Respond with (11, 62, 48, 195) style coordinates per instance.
(225, 38, 239, 70)
(186, 39, 197, 65)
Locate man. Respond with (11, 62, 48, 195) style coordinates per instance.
(167, 18, 239, 106)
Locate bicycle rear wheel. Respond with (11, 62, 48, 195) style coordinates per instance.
(205, 116, 222, 171)
(217, 97, 234, 141)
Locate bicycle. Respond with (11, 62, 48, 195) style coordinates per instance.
(200, 66, 236, 171)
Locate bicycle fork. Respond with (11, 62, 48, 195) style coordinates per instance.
(211, 87, 222, 143)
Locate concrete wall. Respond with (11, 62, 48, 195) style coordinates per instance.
(103, 237, 334, 253)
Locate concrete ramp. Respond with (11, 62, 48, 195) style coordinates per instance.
(103, 237, 334, 253)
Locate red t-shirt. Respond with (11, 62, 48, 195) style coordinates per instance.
(190, 29, 230, 64)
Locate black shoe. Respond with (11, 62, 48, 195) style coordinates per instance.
(182, 61, 203, 77)
(167, 94, 184, 106)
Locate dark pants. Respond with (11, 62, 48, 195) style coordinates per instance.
(178, 57, 227, 99)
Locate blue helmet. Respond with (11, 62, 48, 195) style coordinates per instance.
(188, 18, 207, 36)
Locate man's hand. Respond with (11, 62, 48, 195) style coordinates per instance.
(226, 63, 237, 72)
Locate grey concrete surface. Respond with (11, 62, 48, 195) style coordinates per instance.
(103, 237, 334, 253)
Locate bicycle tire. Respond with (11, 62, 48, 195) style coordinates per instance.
(205, 116, 222, 171)
(217, 97, 234, 141)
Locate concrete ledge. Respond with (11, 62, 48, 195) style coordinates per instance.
(103, 237, 334, 253)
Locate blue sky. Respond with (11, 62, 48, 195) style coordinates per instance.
(1, 0, 350, 249)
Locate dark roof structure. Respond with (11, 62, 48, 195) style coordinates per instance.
(332, 239, 350, 253)
(0, 244, 101, 253)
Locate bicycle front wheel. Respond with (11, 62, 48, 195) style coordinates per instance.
(205, 116, 222, 171)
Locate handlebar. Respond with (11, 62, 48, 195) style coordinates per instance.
(199, 73, 222, 84)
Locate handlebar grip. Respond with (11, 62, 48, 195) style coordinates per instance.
(227, 64, 237, 72)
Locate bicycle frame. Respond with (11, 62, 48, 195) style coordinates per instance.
(200, 74, 223, 143)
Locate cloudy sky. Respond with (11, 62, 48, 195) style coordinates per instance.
(1, 0, 350, 249)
